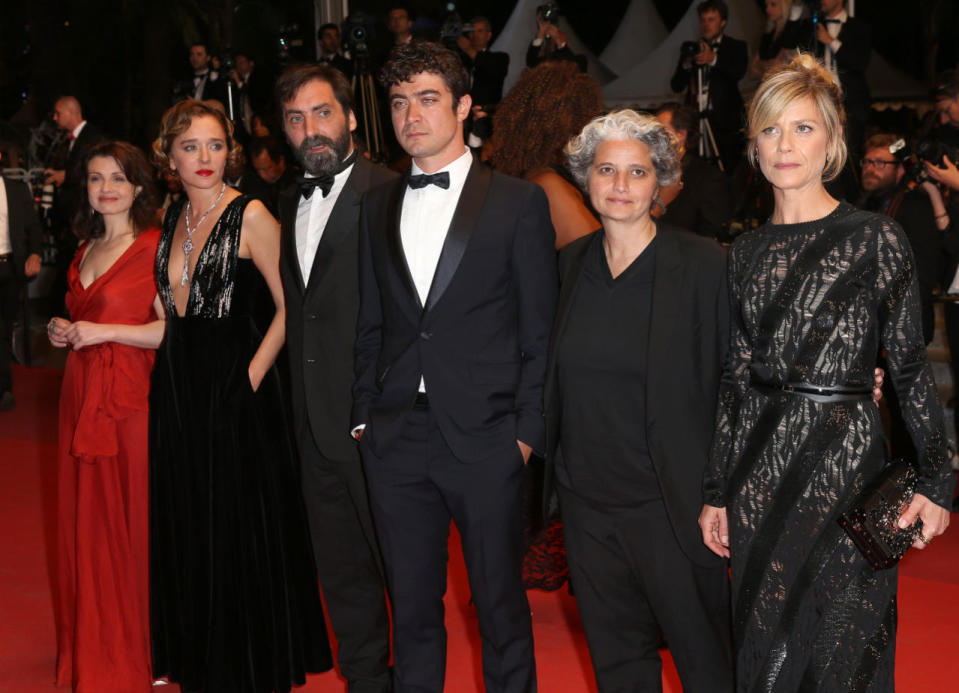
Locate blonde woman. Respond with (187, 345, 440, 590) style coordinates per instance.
(700, 54, 952, 691)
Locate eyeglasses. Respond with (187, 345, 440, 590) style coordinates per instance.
(861, 158, 898, 170)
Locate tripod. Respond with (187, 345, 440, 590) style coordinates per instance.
(353, 57, 386, 162)
(694, 65, 723, 172)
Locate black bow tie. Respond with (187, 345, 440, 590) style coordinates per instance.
(297, 175, 334, 199)
(821, 17, 841, 24)
(408, 171, 450, 190)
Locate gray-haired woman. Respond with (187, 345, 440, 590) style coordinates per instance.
(542, 109, 734, 691)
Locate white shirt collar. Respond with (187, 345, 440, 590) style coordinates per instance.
(72, 121, 87, 139)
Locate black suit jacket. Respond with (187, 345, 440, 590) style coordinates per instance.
(801, 17, 871, 125)
(56, 122, 106, 226)
(671, 34, 747, 134)
(662, 154, 733, 241)
(318, 54, 354, 82)
(543, 226, 728, 567)
(353, 159, 558, 462)
(3, 178, 43, 281)
(460, 49, 509, 107)
(280, 156, 399, 462)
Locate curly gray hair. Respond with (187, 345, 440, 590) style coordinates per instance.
(565, 109, 681, 191)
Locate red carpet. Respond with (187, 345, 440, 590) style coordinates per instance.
(1, 364, 956, 692)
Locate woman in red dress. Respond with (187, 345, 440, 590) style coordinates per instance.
(48, 141, 164, 692)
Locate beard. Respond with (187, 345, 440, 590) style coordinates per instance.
(295, 128, 352, 177)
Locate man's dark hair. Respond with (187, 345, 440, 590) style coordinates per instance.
(696, 0, 729, 20)
(318, 23, 339, 37)
(275, 63, 355, 118)
(248, 136, 286, 162)
(190, 41, 210, 52)
(380, 41, 469, 108)
(657, 102, 697, 138)
(470, 16, 492, 31)
(935, 70, 959, 100)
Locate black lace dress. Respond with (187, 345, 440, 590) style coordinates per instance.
(149, 196, 332, 693)
(705, 203, 954, 692)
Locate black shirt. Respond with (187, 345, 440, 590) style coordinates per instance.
(556, 232, 660, 506)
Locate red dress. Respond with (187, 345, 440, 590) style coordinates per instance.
(55, 229, 159, 692)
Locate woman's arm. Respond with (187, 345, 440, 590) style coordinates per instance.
(240, 199, 285, 392)
(60, 294, 166, 349)
(876, 220, 952, 545)
(528, 169, 599, 250)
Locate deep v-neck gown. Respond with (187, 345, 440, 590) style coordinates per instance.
(149, 196, 332, 693)
(55, 229, 159, 692)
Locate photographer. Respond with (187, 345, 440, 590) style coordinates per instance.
(670, 0, 747, 174)
(456, 17, 509, 146)
(317, 23, 353, 81)
(526, 3, 586, 72)
(858, 134, 947, 344)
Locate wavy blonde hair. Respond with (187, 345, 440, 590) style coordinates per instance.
(152, 99, 244, 180)
(747, 53, 847, 182)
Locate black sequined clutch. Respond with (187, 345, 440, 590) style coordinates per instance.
(837, 461, 921, 570)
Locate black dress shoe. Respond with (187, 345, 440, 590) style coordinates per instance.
(0, 391, 14, 411)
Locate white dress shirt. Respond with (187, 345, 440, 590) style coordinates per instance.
(295, 161, 355, 284)
(0, 180, 10, 255)
(823, 10, 847, 78)
(401, 147, 472, 392)
(69, 121, 87, 152)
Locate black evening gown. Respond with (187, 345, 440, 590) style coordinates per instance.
(705, 203, 954, 692)
(149, 196, 332, 693)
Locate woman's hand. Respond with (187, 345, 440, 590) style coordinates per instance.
(47, 317, 72, 348)
(924, 156, 959, 192)
(898, 493, 950, 550)
(248, 365, 265, 393)
(62, 321, 112, 350)
(872, 367, 884, 404)
(699, 504, 730, 558)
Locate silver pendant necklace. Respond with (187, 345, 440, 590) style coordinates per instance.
(180, 182, 227, 287)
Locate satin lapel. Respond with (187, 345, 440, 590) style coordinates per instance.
(278, 183, 305, 295)
(304, 176, 361, 297)
(424, 160, 492, 313)
(645, 228, 682, 430)
(543, 234, 593, 407)
(385, 177, 422, 311)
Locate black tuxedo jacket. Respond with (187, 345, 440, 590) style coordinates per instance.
(3, 178, 42, 281)
(56, 122, 106, 226)
(280, 156, 399, 462)
(819, 17, 871, 124)
(352, 159, 558, 462)
(671, 34, 747, 133)
(318, 54, 354, 82)
(543, 226, 728, 567)
(459, 49, 509, 107)
(662, 153, 733, 241)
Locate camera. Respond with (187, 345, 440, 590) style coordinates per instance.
(681, 40, 703, 61)
(343, 12, 376, 61)
(537, 3, 560, 24)
(440, 5, 473, 44)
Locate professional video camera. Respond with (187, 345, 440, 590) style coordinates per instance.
(342, 11, 376, 62)
(537, 3, 561, 23)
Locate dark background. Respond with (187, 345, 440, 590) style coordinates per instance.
(1, 0, 957, 154)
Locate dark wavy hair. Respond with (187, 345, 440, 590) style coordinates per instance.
(275, 62, 354, 119)
(490, 61, 605, 178)
(379, 41, 469, 108)
(73, 141, 159, 241)
(152, 99, 244, 180)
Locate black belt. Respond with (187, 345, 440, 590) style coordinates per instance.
(752, 380, 872, 403)
(414, 392, 430, 409)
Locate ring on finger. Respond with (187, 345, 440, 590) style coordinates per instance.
(920, 533, 933, 545)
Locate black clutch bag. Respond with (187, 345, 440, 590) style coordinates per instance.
(837, 460, 922, 570)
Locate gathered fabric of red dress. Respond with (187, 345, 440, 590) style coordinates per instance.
(55, 229, 160, 692)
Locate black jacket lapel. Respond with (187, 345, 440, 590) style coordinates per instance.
(305, 174, 361, 296)
(385, 177, 422, 311)
(278, 183, 305, 295)
(645, 226, 682, 430)
(423, 160, 492, 313)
